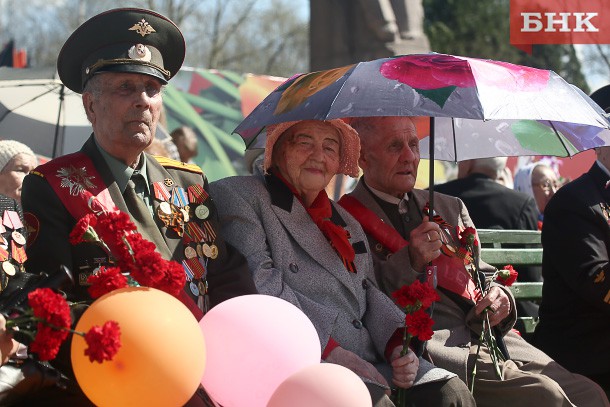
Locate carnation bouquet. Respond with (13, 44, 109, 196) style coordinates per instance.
(69, 211, 185, 299)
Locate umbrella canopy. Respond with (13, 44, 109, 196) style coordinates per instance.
(0, 68, 91, 158)
(235, 53, 610, 159)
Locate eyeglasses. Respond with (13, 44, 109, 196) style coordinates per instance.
(535, 180, 560, 192)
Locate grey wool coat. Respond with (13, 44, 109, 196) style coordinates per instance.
(347, 180, 554, 384)
(210, 172, 455, 387)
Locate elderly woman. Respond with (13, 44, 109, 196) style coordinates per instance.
(210, 119, 471, 406)
(0, 140, 38, 203)
(514, 161, 560, 226)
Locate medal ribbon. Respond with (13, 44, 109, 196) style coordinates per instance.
(185, 222, 205, 242)
(152, 182, 171, 201)
(11, 241, 27, 264)
(171, 187, 189, 207)
(0, 245, 8, 261)
(187, 184, 208, 203)
(202, 221, 216, 241)
(182, 259, 194, 280)
(185, 258, 205, 279)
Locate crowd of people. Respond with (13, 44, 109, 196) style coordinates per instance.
(0, 6, 608, 407)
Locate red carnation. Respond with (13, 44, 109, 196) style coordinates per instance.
(392, 285, 419, 309)
(28, 288, 71, 329)
(87, 267, 128, 299)
(30, 324, 69, 361)
(393, 280, 440, 311)
(154, 260, 187, 297)
(459, 226, 478, 247)
(69, 213, 98, 245)
(27, 288, 72, 361)
(496, 265, 518, 287)
(84, 321, 122, 363)
(406, 309, 435, 341)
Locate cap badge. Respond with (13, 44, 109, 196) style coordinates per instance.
(129, 19, 156, 37)
(128, 44, 152, 62)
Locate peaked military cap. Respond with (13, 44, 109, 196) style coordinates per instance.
(57, 8, 185, 93)
(590, 85, 610, 113)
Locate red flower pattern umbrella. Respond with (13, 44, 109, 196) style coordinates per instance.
(234, 53, 610, 211)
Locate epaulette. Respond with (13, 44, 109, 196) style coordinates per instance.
(30, 170, 45, 178)
(152, 156, 203, 175)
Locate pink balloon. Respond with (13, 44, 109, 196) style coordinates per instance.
(267, 363, 372, 407)
(200, 294, 321, 407)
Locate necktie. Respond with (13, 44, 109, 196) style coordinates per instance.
(123, 176, 167, 251)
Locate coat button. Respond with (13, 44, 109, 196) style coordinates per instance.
(362, 279, 369, 289)
(289, 263, 298, 273)
(352, 319, 363, 329)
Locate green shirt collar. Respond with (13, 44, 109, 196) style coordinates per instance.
(94, 137, 150, 194)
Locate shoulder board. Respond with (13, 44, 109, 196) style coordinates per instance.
(152, 156, 203, 175)
(30, 170, 45, 178)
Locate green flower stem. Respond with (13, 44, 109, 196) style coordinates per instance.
(395, 330, 413, 406)
(467, 242, 505, 392)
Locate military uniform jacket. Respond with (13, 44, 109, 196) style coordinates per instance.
(210, 172, 455, 386)
(347, 179, 552, 384)
(535, 162, 610, 377)
(22, 136, 256, 306)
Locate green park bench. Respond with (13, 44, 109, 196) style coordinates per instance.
(477, 229, 543, 335)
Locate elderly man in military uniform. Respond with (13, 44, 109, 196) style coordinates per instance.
(20, 8, 256, 405)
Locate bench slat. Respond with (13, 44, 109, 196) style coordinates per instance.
(477, 229, 542, 245)
(481, 248, 542, 266)
(509, 282, 543, 300)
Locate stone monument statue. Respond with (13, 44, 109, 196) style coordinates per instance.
(310, 0, 430, 71)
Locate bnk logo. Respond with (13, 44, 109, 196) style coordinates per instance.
(510, 0, 609, 54)
(521, 12, 598, 33)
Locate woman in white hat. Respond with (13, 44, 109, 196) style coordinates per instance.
(0, 140, 37, 202)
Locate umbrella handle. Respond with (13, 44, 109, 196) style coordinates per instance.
(428, 116, 435, 215)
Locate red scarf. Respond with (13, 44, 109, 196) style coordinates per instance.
(338, 194, 479, 301)
(273, 171, 356, 272)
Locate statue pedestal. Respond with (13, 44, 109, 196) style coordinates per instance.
(390, 35, 431, 56)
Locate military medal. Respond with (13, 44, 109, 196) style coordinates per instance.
(195, 204, 209, 220)
(209, 244, 218, 259)
(202, 243, 212, 258)
(2, 261, 15, 276)
(184, 246, 197, 259)
(189, 281, 199, 296)
(159, 201, 172, 215)
(11, 231, 26, 246)
(196, 243, 203, 258)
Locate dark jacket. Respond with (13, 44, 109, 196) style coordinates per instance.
(434, 173, 538, 231)
(534, 162, 610, 377)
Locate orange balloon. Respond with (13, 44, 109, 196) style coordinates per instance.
(71, 287, 206, 407)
